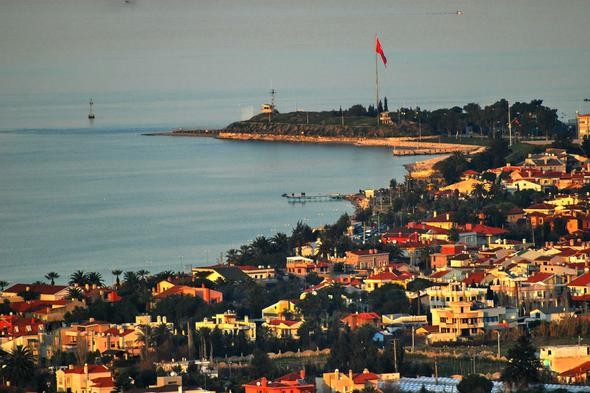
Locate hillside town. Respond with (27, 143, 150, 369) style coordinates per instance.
(4, 138, 590, 393)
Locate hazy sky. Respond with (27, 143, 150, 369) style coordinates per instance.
(1, 0, 589, 129)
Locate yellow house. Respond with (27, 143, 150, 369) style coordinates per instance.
(195, 311, 256, 340)
(263, 319, 303, 339)
(191, 266, 250, 283)
(539, 345, 590, 373)
(439, 178, 491, 196)
(577, 113, 590, 139)
(261, 300, 299, 322)
(56, 364, 113, 393)
(362, 271, 411, 291)
(322, 369, 398, 393)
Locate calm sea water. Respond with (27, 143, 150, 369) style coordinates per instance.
(0, 128, 425, 283)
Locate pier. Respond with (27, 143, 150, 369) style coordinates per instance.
(282, 192, 346, 203)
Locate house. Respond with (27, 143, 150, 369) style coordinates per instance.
(286, 256, 329, 277)
(506, 207, 525, 224)
(263, 319, 303, 339)
(56, 364, 113, 393)
(505, 179, 542, 193)
(429, 301, 484, 341)
(243, 370, 314, 393)
(528, 307, 574, 323)
(577, 113, 590, 139)
(344, 250, 389, 269)
(522, 152, 567, 173)
(363, 271, 411, 291)
(191, 265, 251, 283)
(321, 369, 398, 393)
(237, 265, 276, 281)
(261, 300, 299, 322)
(422, 212, 455, 230)
(568, 272, 590, 302)
(152, 281, 223, 304)
(2, 283, 69, 301)
(427, 283, 489, 309)
(539, 345, 590, 374)
(439, 179, 491, 196)
(341, 312, 381, 330)
(195, 311, 256, 340)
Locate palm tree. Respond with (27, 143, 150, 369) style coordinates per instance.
(0, 280, 9, 291)
(69, 270, 87, 286)
(135, 325, 153, 359)
(45, 272, 60, 285)
(86, 272, 104, 287)
(136, 270, 150, 281)
(67, 287, 84, 301)
(271, 232, 289, 253)
(124, 271, 138, 283)
(225, 249, 240, 265)
(2, 345, 35, 387)
(112, 269, 123, 287)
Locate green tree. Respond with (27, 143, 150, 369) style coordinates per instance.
(112, 269, 123, 287)
(45, 272, 60, 285)
(2, 345, 36, 387)
(69, 270, 88, 286)
(434, 152, 469, 184)
(457, 374, 492, 393)
(250, 348, 273, 379)
(501, 334, 541, 392)
(87, 271, 104, 286)
(368, 284, 410, 315)
(0, 280, 9, 291)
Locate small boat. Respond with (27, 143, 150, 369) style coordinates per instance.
(88, 98, 95, 120)
(456, 10, 464, 15)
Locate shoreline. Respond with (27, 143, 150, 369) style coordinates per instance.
(146, 129, 484, 179)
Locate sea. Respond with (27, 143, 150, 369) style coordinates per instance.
(0, 127, 424, 283)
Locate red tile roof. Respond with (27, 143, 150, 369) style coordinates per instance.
(4, 284, 68, 295)
(525, 272, 553, 284)
(267, 319, 300, 327)
(90, 377, 115, 388)
(559, 361, 590, 378)
(568, 273, 590, 287)
(366, 271, 401, 281)
(352, 371, 381, 384)
(462, 271, 487, 285)
(430, 270, 451, 279)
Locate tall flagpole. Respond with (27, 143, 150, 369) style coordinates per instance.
(375, 35, 380, 127)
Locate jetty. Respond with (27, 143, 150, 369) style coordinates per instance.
(282, 192, 346, 203)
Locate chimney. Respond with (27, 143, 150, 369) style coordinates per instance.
(446, 213, 450, 221)
(433, 211, 438, 218)
(335, 369, 340, 379)
(178, 386, 183, 393)
(84, 363, 88, 375)
(163, 316, 167, 324)
(348, 370, 353, 380)
(300, 369, 306, 380)
(157, 315, 162, 323)
(69, 364, 74, 370)
(261, 377, 268, 387)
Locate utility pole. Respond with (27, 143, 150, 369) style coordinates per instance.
(434, 355, 438, 384)
(375, 36, 380, 127)
(393, 339, 398, 373)
(508, 100, 513, 146)
(497, 330, 501, 358)
(411, 326, 415, 353)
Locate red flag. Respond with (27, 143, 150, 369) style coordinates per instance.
(375, 36, 387, 66)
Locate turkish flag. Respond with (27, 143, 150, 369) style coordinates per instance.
(376, 37, 387, 66)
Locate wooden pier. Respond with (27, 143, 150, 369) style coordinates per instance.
(282, 193, 346, 203)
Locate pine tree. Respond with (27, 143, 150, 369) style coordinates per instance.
(501, 334, 541, 392)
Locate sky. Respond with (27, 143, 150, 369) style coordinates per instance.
(0, 0, 589, 129)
